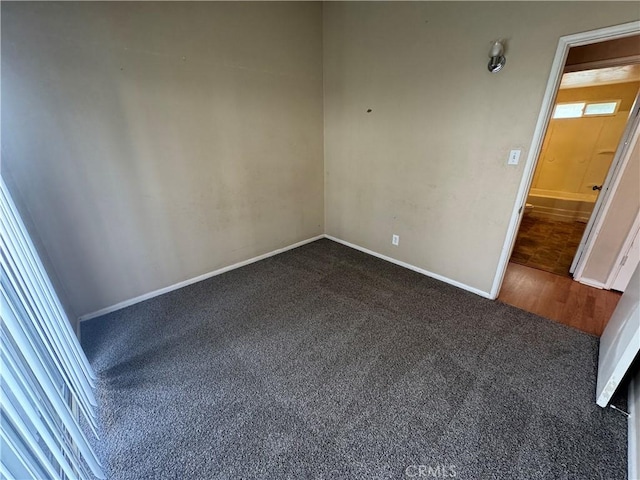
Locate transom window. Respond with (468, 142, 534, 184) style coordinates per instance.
(552, 100, 620, 119)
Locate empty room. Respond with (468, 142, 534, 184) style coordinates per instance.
(2, 2, 640, 480)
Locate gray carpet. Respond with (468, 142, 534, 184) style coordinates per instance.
(81, 239, 627, 479)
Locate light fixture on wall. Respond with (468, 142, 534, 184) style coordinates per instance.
(488, 40, 506, 73)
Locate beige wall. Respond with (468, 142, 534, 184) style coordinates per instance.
(2, 2, 324, 318)
(4, 2, 639, 323)
(323, 2, 640, 294)
(531, 82, 639, 200)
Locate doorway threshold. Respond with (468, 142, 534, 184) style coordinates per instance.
(498, 262, 621, 336)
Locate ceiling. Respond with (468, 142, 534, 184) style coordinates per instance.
(560, 64, 640, 89)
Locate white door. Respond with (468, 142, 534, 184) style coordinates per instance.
(596, 264, 640, 407)
(571, 95, 640, 276)
(610, 215, 640, 292)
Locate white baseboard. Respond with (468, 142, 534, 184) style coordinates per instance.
(630, 374, 640, 480)
(78, 235, 325, 323)
(324, 235, 492, 299)
(79, 233, 492, 323)
(577, 277, 606, 289)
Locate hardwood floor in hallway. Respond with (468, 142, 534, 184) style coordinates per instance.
(510, 215, 587, 277)
(498, 262, 621, 336)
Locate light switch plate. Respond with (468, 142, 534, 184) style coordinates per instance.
(508, 149, 522, 165)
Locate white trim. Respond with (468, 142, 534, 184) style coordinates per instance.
(78, 235, 325, 322)
(490, 20, 640, 300)
(80, 233, 493, 323)
(630, 375, 640, 480)
(606, 211, 640, 290)
(573, 120, 640, 282)
(324, 235, 492, 299)
(576, 278, 606, 290)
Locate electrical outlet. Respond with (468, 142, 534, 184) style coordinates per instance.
(392, 234, 399, 246)
(508, 149, 522, 165)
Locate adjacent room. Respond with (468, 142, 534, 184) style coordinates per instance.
(512, 68, 639, 277)
(2, 2, 640, 480)
(498, 35, 640, 337)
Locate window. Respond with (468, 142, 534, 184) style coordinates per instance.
(553, 102, 585, 119)
(553, 100, 621, 119)
(584, 101, 619, 116)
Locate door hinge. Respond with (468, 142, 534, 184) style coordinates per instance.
(620, 255, 628, 266)
(518, 206, 523, 215)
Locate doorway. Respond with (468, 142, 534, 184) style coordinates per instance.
(490, 22, 640, 298)
(510, 65, 639, 277)
(493, 24, 640, 335)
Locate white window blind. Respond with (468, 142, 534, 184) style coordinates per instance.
(1, 180, 105, 480)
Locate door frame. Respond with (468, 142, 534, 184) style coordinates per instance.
(605, 209, 640, 290)
(490, 20, 640, 299)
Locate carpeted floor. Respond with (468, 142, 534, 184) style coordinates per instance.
(81, 239, 627, 480)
